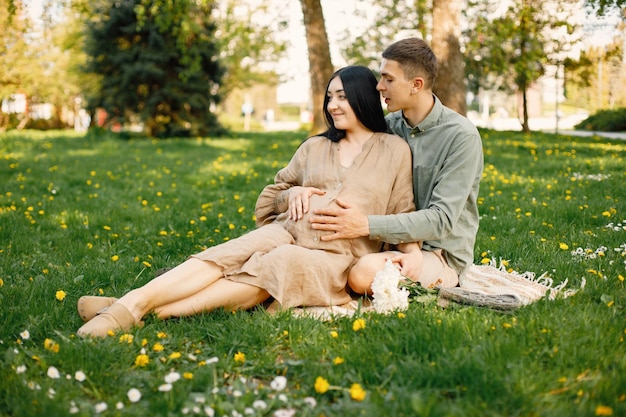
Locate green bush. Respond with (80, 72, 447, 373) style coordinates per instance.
(575, 108, 626, 132)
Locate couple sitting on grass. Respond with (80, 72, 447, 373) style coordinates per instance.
(76, 38, 483, 338)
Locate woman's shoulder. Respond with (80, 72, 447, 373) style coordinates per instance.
(376, 132, 410, 150)
(299, 135, 331, 151)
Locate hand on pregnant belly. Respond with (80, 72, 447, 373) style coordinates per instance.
(287, 186, 326, 220)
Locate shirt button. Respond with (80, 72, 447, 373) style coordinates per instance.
(313, 237, 318, 242)
(338, 182, 342, 187)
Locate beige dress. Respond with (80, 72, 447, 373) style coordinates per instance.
(191, 133, 415, 308)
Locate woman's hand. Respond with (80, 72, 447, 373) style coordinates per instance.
(288, 186, 325, 220)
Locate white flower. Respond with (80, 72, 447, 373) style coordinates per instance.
(47, 366, 60, 379)
(20, 330, 30, 340)
(270, 375, 287, 391)
(16, 365, 26, 374)
(303, 397, 317, 408)
(69, 401, 79, 414)
(253, 400, 268, 410)
(233, 390, 242, 397)
(204, 406, 215, 417)
(127, 388, 142, 403)
(273, 409, 296, 417)
(371, 260, 410, 314)
(94, 402, 107, 413)
(47, 388, 56, 398)
(206, 356, 219, 364)
(158, 383, 173, 392)
(278, 394, 288, 402)
(74, 371, 86, 382)
(116, 402, 124, 410)
(244, 407, 254, 415)
(164, 371, 181, 384)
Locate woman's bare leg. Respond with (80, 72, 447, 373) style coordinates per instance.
(115, 257, 223, 322)
(154, 279, 270, 319)
(348, 252, 392, 295)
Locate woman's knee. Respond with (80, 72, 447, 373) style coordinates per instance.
(348, 255, 382, 294)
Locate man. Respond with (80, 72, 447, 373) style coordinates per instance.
(309, 38, 483, 293)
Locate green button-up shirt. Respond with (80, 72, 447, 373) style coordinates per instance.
(368, 96, 484, 277)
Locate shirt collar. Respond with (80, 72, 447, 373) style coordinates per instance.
(401, 94, 443, 133)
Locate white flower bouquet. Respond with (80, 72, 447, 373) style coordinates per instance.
(371, 259, 439, 314)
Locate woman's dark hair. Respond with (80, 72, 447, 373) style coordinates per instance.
(321, 66, 387, 142)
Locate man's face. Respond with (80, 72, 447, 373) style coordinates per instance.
(376, 59, 414, 113)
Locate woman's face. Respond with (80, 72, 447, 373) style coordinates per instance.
(326, 76, 360, 132)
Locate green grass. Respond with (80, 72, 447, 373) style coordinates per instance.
(0, 128, 624, 416)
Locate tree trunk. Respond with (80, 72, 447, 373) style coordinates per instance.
(521, 86, 530, 132)
(300, 0, 334, 135)
(431, 0, 467, 116)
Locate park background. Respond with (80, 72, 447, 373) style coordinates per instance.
(1, 0, 625, 416)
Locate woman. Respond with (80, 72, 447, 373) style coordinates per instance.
(77, 66, 418, 337)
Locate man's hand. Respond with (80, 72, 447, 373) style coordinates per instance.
(309, 198, 369, 241)
(389, 249, 423, 281)
(288, 186, 325, 220)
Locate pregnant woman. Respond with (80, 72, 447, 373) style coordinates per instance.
(76, 65, 418, 337)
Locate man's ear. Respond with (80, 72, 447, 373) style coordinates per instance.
(411, 77, 424, 93)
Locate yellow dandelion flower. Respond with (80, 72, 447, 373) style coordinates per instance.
(559, 243, 569, 250)
(503, 323, 512, 328)
(55, 290, 66, 301)
(134, 354, 150, 367)
(618, 275, 624, 282)
(0, 278, 3, 287)
(142, 261, 151, 268)
(397, 312, 406, 319)
(595, 405, 613, 416)
(183, 372, 193, 380)
(103, 225, 111, 231)
(333, 357, 344, 365)
(153, 343, 164, 352)
(234, 351, 246, 363)
(157, 332, 167, 339)
(330, 331, 338, 338)
(169, 352, 181, 359)
(349, 383, 366, 402)
(480, 257, 491, 264)
(352, 318, 366, 331)
(314, 376, 330, 394)
(119, 334, 134, 344)
(44, 338, 59, 353)
(111, 255, 119, 262)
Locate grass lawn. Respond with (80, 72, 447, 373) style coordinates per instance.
(0, 128, 624, 416)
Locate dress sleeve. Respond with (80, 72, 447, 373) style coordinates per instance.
(254, 141, 308, 227)
(384, 140, 416, 216)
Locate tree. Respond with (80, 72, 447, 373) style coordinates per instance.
(584, 0, 626, 15)
(340, 0, 467, 115)
(300, 0, 334, 134)
(464, 0, 580, 132)
(0, 0, 34, 129)
(211, 1, 287, 97)
(342, 0, 429, 69)
(82, 0, 224, 137)
(432, 0, 466, 115)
